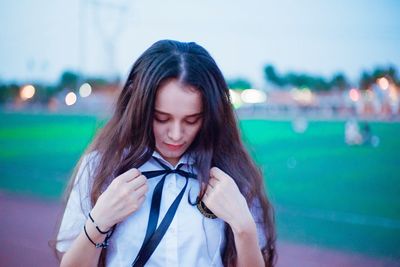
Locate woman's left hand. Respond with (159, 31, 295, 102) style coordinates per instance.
(202, 167, 254, 233)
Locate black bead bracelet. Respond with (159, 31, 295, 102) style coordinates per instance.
(88, 212, 110, 234)
(83, 224, 111, 248)
(84, 212, 115, 248)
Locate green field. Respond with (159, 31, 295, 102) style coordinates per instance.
(1, 112, 399, 259)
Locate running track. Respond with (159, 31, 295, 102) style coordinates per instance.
(1, 192, 399, 267)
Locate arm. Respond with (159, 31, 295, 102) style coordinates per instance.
(59, 168, 148, 267)
(202, 167, 265, 267)
(230, 211, 265, 267)
(60, 219, 104, 267)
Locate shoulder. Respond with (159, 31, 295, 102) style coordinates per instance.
(67, 151, 103, 201)
(74, 151, 102, 185)
(81, 150, 102, 169)
(63, 151, 103, 214)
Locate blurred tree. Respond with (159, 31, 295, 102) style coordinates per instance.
(85, 77, 109, 88)
(387, 66, 400, 85)
(312, 77, 330, 91)
(264, 65, 286, 87)
(285, 72, 330, 91)
(386, 66, 398, 84)
(37, 85, 59, 104)
(359, 71, 375, 90)
(0, 84, 19, 104)
(359, 65, 399, 89)
(264, 64, 331, 91)
(286, 72, 307, 88)
(59, 71, 80, 91)
(372, 66, 398, 84)
(330, 73, 349, 91)
(227, 78, 252, 90)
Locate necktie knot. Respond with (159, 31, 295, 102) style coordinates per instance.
(142, 157, 196, 180)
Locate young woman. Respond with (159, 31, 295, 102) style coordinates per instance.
(54, 40, 276, 267)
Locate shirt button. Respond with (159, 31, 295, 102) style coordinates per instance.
(170, 227, 176, 234)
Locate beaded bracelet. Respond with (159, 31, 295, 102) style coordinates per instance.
(83, 224, 112, 248)
(88, 212, 110, 234)
(197, 200, 217, 219)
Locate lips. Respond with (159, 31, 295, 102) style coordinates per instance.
(164, 143, 184, 151)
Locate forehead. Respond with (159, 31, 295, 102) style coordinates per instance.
(155, 79, 202, 116)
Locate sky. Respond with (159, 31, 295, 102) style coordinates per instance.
(1, 0, 399, 87)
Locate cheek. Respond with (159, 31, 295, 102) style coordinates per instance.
(187, 124, 202, 140)
(153, 123, 164, 142)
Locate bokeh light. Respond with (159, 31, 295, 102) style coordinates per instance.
(291, 87, 314, 105)
(65, 92, 77, 106)
(389, 85, 398, 101)
(349, 88, 360, 102)
(20, 85, 35, 100)
(229, 89, 242, 108)
(241, 89, 267, 104)
(377, 77, 389, 90)
(79, 83, 92, 97)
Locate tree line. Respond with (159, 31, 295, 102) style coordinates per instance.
(1, 64, 399, 104)
(228, 65, 399, 91)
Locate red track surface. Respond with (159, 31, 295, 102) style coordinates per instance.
(1, 192, 398, 267)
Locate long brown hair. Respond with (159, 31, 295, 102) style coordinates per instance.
(53, 40, 276, 266)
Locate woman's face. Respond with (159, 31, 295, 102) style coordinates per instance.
(153, 79, 203, 166)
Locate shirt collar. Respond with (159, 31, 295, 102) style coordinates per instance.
(151, 150, 195, 169)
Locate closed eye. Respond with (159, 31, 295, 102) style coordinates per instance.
(155, 117, 169, 123)
(185, 118, 201, 124)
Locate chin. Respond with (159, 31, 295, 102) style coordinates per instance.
(163, 150, 183, 159)
(156, 147, 177, 157)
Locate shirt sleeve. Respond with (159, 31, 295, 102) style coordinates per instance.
(249, 197, 268, 249)
(56, 152, 99, 252)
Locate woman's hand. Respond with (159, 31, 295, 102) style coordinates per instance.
(202, 167, 254, 234)
(90, 168, 148, 231)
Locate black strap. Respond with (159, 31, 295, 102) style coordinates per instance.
(131, 157, 196, 267)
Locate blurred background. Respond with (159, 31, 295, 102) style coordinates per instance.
(1, 0, 400, 266)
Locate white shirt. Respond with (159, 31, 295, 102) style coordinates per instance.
(57, 151, 266, 267)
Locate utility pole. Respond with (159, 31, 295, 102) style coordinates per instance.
(89, 0, 131, 82)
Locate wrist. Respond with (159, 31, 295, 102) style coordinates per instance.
(84, 219, 114, 249)
(229, 212, 257, 237)
(84, 220, 107, 243)
(90, 208, 112, 231)
(88, 212, 112, 234)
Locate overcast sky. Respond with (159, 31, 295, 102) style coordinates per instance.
(1, 0, 399, 87)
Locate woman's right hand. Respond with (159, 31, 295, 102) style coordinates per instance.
(89, 168, 148, 231)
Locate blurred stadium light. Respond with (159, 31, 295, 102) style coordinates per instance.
(65, 92, 77, 106)
(241, 89, 267, 104)
(79, 83, 92, 97)
(19, 85, 35, 101)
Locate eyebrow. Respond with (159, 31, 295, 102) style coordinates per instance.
(154, 110, 203, 118)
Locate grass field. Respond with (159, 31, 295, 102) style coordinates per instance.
(1, 112, 399, 260)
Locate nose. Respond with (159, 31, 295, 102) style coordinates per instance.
(167, 121, 183, 142)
